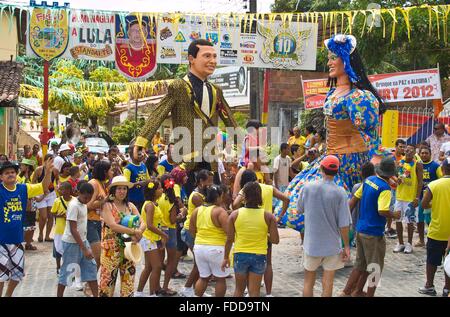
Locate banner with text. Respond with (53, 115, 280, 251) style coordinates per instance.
(302, 68, 442, 109)
(63, 10, 115, 61)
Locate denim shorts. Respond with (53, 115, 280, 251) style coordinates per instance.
(180, 228, 195, 249)
(86, 220, 102, 244)
(417, 202, 431, 224)
(233, 252, 267, 275)
(58, 241, 97, 285)
(162, 228, 177, 249)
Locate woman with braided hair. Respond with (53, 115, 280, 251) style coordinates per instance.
(275, 34, 387, 232)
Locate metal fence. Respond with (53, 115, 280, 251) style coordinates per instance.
(379, 106, 450, 144)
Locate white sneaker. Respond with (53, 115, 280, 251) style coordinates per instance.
(203, 292, 212, 297)
(134, 291, 150, 297)
(393, 244, 405, 253)
(179, 287, 195, 297)
(265, 294, 274, 297)
(404, 243, 413, 254)
(74, 280, 83, 291)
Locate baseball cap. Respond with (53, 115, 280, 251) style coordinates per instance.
(58, 144, 71, 153)
(320, 155, 340, 171)
(51, 141, 58, 146)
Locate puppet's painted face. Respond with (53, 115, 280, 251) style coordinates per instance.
(327, 52, 346, 79)
(189, 45, 217, 78)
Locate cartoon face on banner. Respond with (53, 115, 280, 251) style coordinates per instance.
(29, 8, 69, 61)
(115, 15, 157, 80)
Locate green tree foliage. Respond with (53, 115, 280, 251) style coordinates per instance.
(112, 118, 145, 145)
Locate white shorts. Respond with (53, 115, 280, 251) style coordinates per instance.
(36, 191, 57, 209)
(303, 253, 344, 272)
(394, 200, 417, 224)
(54, 234, 64, 255)
(140, 237, 161, 252)
(193, 245, 230, 278)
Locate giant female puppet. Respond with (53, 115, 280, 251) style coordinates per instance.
(275, 34, 386, 231)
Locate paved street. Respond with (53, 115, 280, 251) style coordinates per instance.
(11, 228, 448, 297)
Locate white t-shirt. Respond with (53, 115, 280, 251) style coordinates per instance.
(62, 198, 88, 243)
(53, 155, 69, 172)
(440, 141, 450, 159)
(272, 155, 291, 188)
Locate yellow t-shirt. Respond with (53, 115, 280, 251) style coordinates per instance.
(396, 160, 418, 202)
(51, 196, 73, 235)
(26, 183, 44, 198)
(59, 175, 70, 183)
(141, 201, 163, 242)
(288, 135, 306, 155)
(427, 177, 450, 241)
(157, 193, 176, 229)
(354, 178, 392, 211)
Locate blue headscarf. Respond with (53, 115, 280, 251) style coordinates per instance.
(325, 34, 359, 83)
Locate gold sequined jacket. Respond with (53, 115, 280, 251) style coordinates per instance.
(136, 77, 237, 172)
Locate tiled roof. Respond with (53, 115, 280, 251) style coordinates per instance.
(0, 61, 24, 106)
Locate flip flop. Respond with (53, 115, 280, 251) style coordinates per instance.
(38, 237, 43, 242)
(25, 244, 37, 251)
(160, 289, 177, 296)
(172, 272, 186, 279)
(45, 238, 54, 242)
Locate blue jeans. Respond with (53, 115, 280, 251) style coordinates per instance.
(233, 252, 267, 275)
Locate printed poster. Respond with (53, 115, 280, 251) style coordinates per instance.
(241, 20, 318, 70)
(115, 14, 157, 80)
(28, 7, 69, 61)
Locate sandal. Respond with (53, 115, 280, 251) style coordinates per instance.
(172, 272, 186, 279)
(159, 288, 177, 296)
(25, 244, 37, 251)
(38, 237, 43, 242)
(45, 238, 54, 242)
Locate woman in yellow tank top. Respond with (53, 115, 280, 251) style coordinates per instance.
(223, 182, 279, 297)
(189, 185, 230, 297)
(179, 169, 214, 297)
(136, 180, 169, 297)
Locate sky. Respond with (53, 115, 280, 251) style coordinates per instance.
(4, 0, 275, 13)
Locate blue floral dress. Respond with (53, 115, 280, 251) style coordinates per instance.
(275, 88, 382, 232)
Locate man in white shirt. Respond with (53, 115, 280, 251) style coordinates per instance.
(439, 141, 450, 162)
(53, 144, 72, 172)
(272, 143, 291, 192)
(426, 123, 450, 162)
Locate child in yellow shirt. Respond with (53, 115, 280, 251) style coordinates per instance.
(51, 182, 73, 275)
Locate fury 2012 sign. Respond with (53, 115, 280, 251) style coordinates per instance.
(368, 68, 442, 103)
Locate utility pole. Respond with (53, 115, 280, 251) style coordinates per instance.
(247, 0, 260, 120)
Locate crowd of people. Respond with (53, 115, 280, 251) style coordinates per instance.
(0, 121, 448, 298)
(0, 35, 449, 298)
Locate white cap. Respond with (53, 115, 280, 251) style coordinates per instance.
(58, 144, 71, 153)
